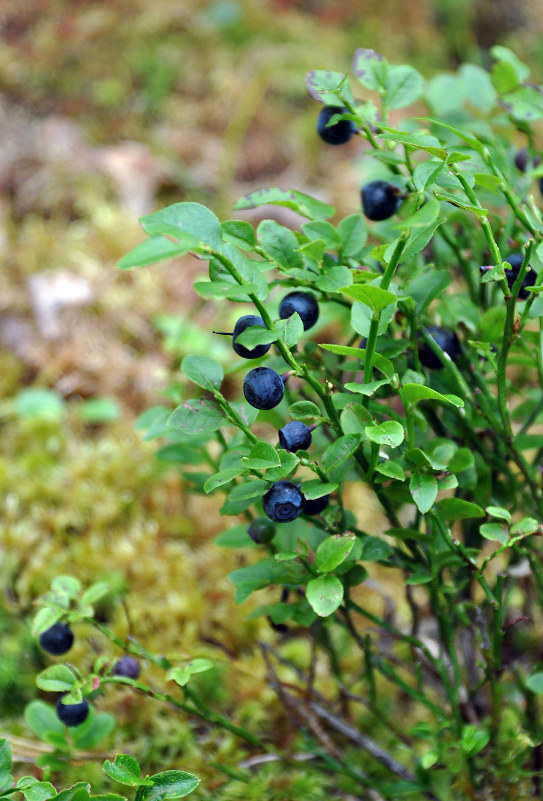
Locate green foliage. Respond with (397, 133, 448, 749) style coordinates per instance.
(105, 42, 543, 799)
(0, 740, 198, 801)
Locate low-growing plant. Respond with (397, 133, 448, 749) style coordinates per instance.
(29, 45, 543, 799)
(0, 739, 199, 801)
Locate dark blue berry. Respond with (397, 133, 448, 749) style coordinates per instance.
(302, 494, 330, 516)
(263, 481, 304, 523)
(56, 696, 89, 727)
(361, 180, 402, 221)
(418, 326, 461, 370)
(112, 656, 141, 679)
(278, 421, 312, 452)
(38, 623, 74, 656)
(278, 291, 319, 331)
(504, 253, 535, 300)
(514, 147, 541, 172)
(247, 517, 276, 544)
(317, 105, 356, 145)
(243, 367, 284, 410)
(232, 315, 271, 359)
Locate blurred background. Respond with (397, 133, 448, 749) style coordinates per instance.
(1, 0, 543, 794)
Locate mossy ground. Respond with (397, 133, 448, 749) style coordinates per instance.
(2, 1, 543, 798)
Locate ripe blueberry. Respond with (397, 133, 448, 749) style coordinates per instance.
(514, 147, 541, 172)
(56, 696, 89, 727)
(232, 315, 271, 359)
(316, 105, 356, 145)
(247, 517, 276, 544)
(243, 367, 284, 410)
(38, 622, 74, 656)
(361, 180, 402, 221)
(278, 421, 312, 452)
(278, 291, 319, 331)
(302, 494, 330, 516)
(504, 253, 535, 300)
(263, 481, 304, 523)
(418, 326, 461, 370)
(112, 656, 141, 679)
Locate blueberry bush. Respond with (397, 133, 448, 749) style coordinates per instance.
(31, 45, 543, 799)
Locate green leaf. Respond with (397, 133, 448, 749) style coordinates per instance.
(375, 461, 406, 481)
(0, 743, 11, 779)
(304, 70, 353, 105)
(302, 221, 340, 249)
(413, 160, 444, 191)
(485, 506, 511, 523)
(351, 298, 396, 338)
(203, 468, 244, 494)
(221, 220, 256, 250)
(315, 265, 353, 293)
(257, 219, 303, 270)
(140, 202, 222, 249)
(220, 479, 269, 515)
(410, 472, 438, 514)
(393, 197, 440, 230)
(16, 778, 56, 801)
(365, 421, 404, 448)
(300, 480, 338, 499)
(289, 401, 322, 422)
(80, 582, 111, 605)
(490, 45, 530, 83)
(338, 214, 367, 258)
(448, 448, 475, 473)
(36, 665, 78, 693)
(242, 441, 281, 470)
(416, 117, 484, 154)
(24, 702, 68, 748)
(78, 397, 120, 423)
(117, 236, 198, 270)
(181, 355, 223, 392)
(344, 379, 390, 396)
(501, 85, 543, 122)
(233, 188, 334, 221)
(186, 658, 213, 674)
(315, 534, 356, 573)
(103, 756, 151, 788)
(319, 344, 395, 378)
(510, 517, 539, 536)
(379, 128, 446, 158)
(479, 523, 509, 545)
(340, 403, 373, 435)
(401, 383, 463, 408)
(525, 673, 543, 695)
(275, 313, 304, 347)
(51, 783, 93, 801)
(306, 575, 344, 617)
(406, 271, 452, 314)
(437, 498, 485, 521)
(31, 607, 64, 638)
(340, 284, 397, 313)
(137, 771, 200, 801)
(360, 536, 393, 561)
(169, 400, 224, 435)
(385, 220, 443, 265)
(385, 64, 424, 109)
(166, 667, 191, 687)
(490, 60, 519, 94)
(70, 712, 115, 750)
(459, 64, 497, 112)
(352, 48, 386, 91)
(461, 725, 490, 757)
(51, 576, 81, 598)
(14, 389, 65, 421)
(321, 435, 362, 473)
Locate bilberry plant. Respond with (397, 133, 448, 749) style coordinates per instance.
(35, 44, 543, 801)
